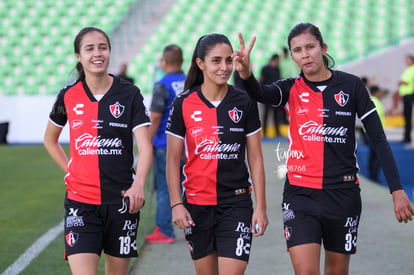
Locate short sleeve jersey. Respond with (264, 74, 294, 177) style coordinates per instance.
(49, 76, 150, 205)
(166, 85, 261, 205)
(257, 70, 376, 189)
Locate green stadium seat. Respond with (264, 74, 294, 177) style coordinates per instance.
(1, 0, 413, 96)
(0, 0, 136, 95)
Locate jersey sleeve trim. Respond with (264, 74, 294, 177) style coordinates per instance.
(270, 83, 284, 107)
(166, 131, 184, 140)
(246, 127, 261, 137)
(359, 107, 376, 121)
(48, 118, 65, 128)
(132, 122, 151, 132)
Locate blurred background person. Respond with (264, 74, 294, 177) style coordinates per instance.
(146, 45, 186, 244)
(398, 54, 414, 143)
(117, 63, 134, 84)
(279, 47, 298, 79)
(368, 85, 386, 181)
(259, 54, 284, 137)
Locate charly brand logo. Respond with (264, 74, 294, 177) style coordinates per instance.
(190, 110, 202, 122)
(299, 92, 309, 103)
(109, 102, 125, 119)
(73, 103, 84, 115)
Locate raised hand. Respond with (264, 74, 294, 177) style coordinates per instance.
(232, 32, 256, 79)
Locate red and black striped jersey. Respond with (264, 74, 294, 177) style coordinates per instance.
(243, 70, 402, 191)
(166, 85, 261, 205)
(49, 76, 150, 205)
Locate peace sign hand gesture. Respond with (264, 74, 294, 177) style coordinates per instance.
(232, 33, 256, 80)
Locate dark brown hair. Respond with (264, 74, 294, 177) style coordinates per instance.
(184, 33, 233, 90)
(73, 27, 111, 81)
(288, 22, 335, 69)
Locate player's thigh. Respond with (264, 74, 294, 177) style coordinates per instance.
(185, 204, 216, 260)
(103, 204, 140, 258)
(67, 253, 100, 275)
(64, 198, 103, 257)
(288, 243, 321, 275)
(324, 250, 350, 275)
(105, 254, 131, 275)
(218, 257, 248, 275)
(282, 186, 323, 249)
(321, 187, 361, 254)
(193, 252, 218, 275)
(215, 202, 253, 262)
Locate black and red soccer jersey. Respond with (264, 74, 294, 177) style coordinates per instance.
(243, 70, 402, 191)
(166, 85, 261, 205)
(49, 76, 150, 205)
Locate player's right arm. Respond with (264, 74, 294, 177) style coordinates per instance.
(44, 121, 68, 173)
(166, 134, 194, 229)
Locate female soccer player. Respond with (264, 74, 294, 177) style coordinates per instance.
(166, 33, 268, 275)
(44, 27, 152, 275)
(233, 22, 414, 275)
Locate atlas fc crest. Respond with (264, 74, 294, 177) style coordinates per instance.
(334, 91, 349, 107)
(110, 102, 125, 118)
(228, 107, 243, 123)
(66, 231, 79, 247)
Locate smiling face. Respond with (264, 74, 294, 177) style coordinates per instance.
(75, 31, 110, 77)
(196, 43, 233, 87)
(289, 32, 328, 79)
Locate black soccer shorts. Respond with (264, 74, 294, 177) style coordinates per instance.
(282, 182, 362, 254)
(64, 196, 140, 259)
(184, 198, 253, 261)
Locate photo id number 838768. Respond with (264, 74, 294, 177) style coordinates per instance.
(286, 164, 306, 172)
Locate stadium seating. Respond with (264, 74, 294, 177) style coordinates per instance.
(0, 0, 413, 96)
(0, 0, 134, 96)
(128, 0, 414, 94)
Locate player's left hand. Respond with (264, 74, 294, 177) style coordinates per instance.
(124, 185, 145, 214)
(392, 189, 414, 223)
(251, 209, 269, 237)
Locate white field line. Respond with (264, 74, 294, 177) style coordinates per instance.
(2, 220, 64, 275)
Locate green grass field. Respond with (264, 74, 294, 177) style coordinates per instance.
(0, 145, 156, 274)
